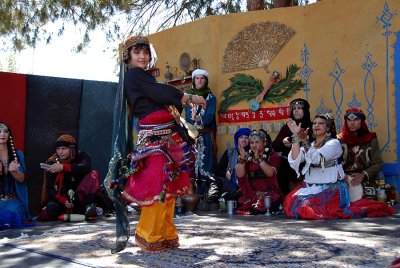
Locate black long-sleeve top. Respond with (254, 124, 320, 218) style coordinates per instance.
(45, 151, 92, 205)
(215, 149, 230, 177)
(272, 124, 313, 157)
(124, 68, 184, 119)
(272, 124, 293, 157)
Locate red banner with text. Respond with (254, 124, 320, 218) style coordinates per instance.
(218, 106, 290, 123)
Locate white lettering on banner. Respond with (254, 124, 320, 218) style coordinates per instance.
(267, 110, 276, 117)
(218, 106, 290, 123)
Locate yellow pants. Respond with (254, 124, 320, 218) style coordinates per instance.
(135, 198, 179, 252)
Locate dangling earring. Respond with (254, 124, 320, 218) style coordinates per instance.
(9, 135, 18, 163)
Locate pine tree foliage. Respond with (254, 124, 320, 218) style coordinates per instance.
(219, 64, 304, 113)
(0, 0, 131, 52)
(0, 0, 243, 52)
(0, 1, 307, 52)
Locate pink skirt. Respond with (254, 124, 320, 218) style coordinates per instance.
(122, 110, 191, 206)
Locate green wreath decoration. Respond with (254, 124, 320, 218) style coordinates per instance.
(219, 64, 305, 113)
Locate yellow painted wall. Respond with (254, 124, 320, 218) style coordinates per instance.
(147, 0, 400, 162)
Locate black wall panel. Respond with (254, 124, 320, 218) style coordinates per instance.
(78, 80, 117, 182)
(25, 75, 83, 215)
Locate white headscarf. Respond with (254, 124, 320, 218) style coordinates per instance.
(192, 69, 209, 79)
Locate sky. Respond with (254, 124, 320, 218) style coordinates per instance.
(0, 1, 317, 83)
(6, 27, 120, 83)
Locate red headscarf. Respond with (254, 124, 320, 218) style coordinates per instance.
(338, 108, 376, 146)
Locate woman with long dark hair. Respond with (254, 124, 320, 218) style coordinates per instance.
(105, 35, 206, 253)
(283, 113, 395, 219)
(0, 122, 31, 229)
(272, 98, 313, 195)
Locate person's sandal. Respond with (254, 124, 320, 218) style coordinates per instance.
(85, 203, 97, 218)
(166, 238, 180, 249)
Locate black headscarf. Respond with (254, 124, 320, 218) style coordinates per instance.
(289, 98, 312, 130)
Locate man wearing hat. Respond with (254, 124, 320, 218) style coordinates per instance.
(185, 69, 217, 200)
(39, 134, 98, 220)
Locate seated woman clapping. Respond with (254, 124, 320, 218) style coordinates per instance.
(235, 129, 282, 215)
(283, 113, 395, 220)
(283, 113, 350, 219)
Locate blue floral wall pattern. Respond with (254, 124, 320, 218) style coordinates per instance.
(316, 99, 332, 117)
(347, 92, 362, 110)
(329, 59, 345, 132)
(299, 44, 313, 100)
(362, 53, 377, 130)
(377, 1, 397, 152)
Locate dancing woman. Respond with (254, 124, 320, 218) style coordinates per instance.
(105, 35, 206, 253)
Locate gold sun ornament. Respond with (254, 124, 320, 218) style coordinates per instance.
(222, 21, 296, 73)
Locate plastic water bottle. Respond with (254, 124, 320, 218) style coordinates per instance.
(376, 188, 387, 202)
(219, 198, 227, 212)
(175, 197, 184, 217)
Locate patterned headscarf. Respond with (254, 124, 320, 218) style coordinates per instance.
(338, 108, 376, 145)
(122, 35, 157, 69)
(249, 129, 272, 152)
(247, 129, 272, 162)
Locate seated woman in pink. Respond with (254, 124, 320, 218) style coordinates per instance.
(235, 129, 281, 215)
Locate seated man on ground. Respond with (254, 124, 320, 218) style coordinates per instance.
(235, 129, 282, 215)
(197, 128, 251, 211)
(338, 108, 396, 216)
(38, 134, 100, 221)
